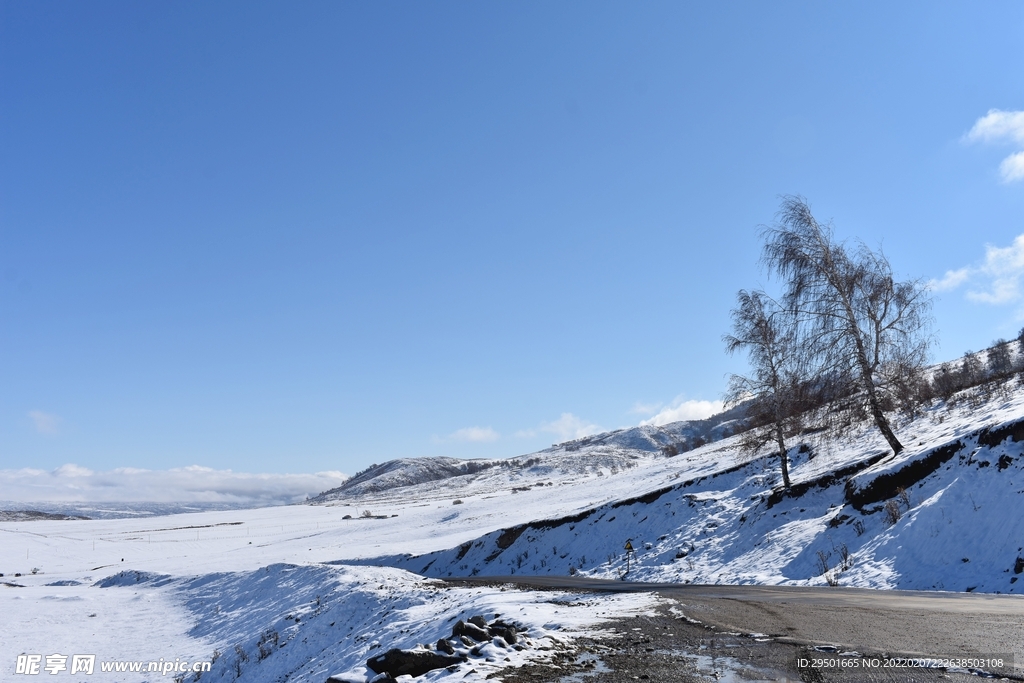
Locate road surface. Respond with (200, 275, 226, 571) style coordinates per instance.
(447, 576, 1024, 679)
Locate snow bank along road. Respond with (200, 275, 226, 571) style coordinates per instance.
(452, 576, 1024, 678)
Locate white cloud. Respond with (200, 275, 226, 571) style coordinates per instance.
(966, 109, 1024, 145)
(448, 426, 500, 443)
(639, 398, 724, 427)
(0, 465, 348, 505)
(54, 463, 93, 477)
(928, 267, 971, 292)
(628, 401, 662, 415)
(965, 109, 1024, 183)
(28, 410, 61, 435)
(539, 413, 603, 442)
(1000, 150, 1024, 183)
(933, 234, 1024, 309)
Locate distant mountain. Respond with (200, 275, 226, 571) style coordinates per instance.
(551, 400, 749, 453)
(0, 510, 90, 521)
(0, 501, 262, 520)
(309, 403, 750, 503)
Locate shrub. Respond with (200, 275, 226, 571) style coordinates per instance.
(257, 630, 279, 661)
(837, 543, 852, 570)
(883, 499, 902, 526)
(815, 550, 831, 576)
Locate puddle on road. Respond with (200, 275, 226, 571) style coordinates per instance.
(556, 646, 798, 683)
(557, 652, 612, 682)
(677, 650, 799, 682)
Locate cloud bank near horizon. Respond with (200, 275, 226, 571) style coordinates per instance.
(0, 465, 348, 505)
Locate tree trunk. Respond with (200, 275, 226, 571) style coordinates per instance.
(865, 384, 903, 455)
(774, 423, 791, 488)
(852, 335, 904, 455)
(841, 298, 905, 456)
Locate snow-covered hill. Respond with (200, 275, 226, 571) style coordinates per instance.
(305, 385, 1024, 594)
(311, 403, 749, 504)
(3, 385, 1024, 682)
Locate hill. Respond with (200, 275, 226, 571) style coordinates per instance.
(311, 402, 749, 504)
(329, 385, 1024, 594)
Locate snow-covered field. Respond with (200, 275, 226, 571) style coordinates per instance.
(3, 385, 1024, 681)
(0, 499, 661, 682)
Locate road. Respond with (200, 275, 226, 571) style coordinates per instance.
(447, 576, 1024, 679)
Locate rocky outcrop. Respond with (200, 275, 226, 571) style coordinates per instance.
(365, 648, 464, 678)
(363, 615, 524, 679)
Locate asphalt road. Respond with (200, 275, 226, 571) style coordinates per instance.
(447, 577, 1024, 678)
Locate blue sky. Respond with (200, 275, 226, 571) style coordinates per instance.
(3, 2, 1024, 486)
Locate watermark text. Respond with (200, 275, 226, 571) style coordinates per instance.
(15, 654, 211, 676)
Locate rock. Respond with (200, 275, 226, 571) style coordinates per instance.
(467, 615, 488, 629)
(489, 622, 518, 645)
(365, 648, 463, 678)
(1015, 556, 1024, 574)
(452, 619, 490, 642)
(436, 638, 454, 654)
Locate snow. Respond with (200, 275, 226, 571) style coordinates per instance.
(3, 384, 1024, 680)
(1, 472, 669, 681)
(368, 387, 1024, 595)
(2, 560, 659, 682)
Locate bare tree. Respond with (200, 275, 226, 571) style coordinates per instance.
(960, 351, 984, 387)
(724, 289, 806, 488)
(931, 362, 960, 401)
(987, 340, 1013, 379)
(1017, 328, 1024, 369)
(761, 197, 932, 456)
